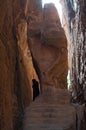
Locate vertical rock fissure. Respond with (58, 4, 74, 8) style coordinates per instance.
(61, 0, 86, 129)
(76, 113, 78, 130)
(14, 54, 24, 130)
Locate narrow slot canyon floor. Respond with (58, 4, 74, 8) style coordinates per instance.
(23, 88, 76, 130)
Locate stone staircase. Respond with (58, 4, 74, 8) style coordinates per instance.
(23, 89, 76, 130)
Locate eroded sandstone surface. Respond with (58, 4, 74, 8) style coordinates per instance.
(61, 0, 86, 103)
(27, 3, 68, 93)
(0, 0, 38, 130)
(61, 0, 86, 129)
(0, 0, 86, 130)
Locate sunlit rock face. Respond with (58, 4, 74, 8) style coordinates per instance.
(27, 2, 68, 93)
(42, 3, 66, 47)
(16, 19, 39, 108)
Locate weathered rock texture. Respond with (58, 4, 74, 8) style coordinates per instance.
(61, 0, 86, 103)
(16, 18, 39, 108)
(0, 1, 18, 129)
(0, 0, 38, 130)
(1, 0, 86, 130)
(27, 3, 68, 93)
(61, 0, 86, 129)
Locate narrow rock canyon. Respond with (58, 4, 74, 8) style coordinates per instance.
(0, 0, 86, 130)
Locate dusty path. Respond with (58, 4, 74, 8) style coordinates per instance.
(23, 89, 76, 130)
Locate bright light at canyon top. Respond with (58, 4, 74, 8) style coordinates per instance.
(42, 0, 62, 23)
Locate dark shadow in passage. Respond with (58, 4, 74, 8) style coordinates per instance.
(32, 79, 40, 101)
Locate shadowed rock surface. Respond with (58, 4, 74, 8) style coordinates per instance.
(61, 0, 86, 129)
(0, 0, 38, 130)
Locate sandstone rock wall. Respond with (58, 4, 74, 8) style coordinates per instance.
(26, 2, 68, 93)
(0, 0, 77, 129)
(0, 1, 18, 129)
(61, 0, 86, 103)
(0, 0, 38, 130)
(16, 17, 39, 108)
(56, 0, 86, 129)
